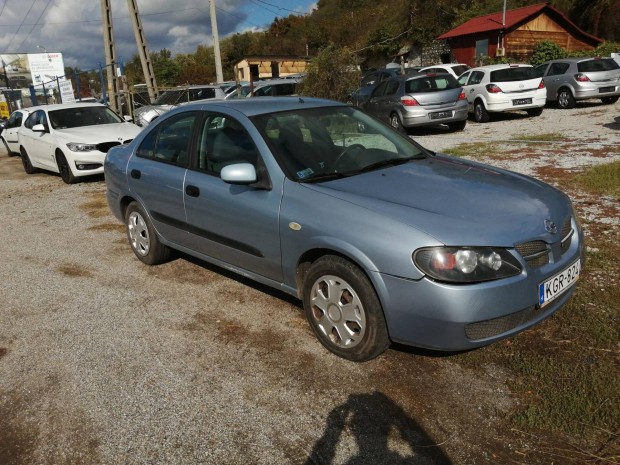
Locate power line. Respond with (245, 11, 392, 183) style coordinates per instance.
(251, 0, 309, 15)
(16, 0, 52, 51)
(3, 0, 37, 53)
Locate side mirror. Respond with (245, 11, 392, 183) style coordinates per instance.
(123, 115, 133, 122)
(220, 163, 257, 185)
(32, 123, 47, 133)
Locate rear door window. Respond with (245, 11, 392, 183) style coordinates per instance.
(548, 63, 570, 76)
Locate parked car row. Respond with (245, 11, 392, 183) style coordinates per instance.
(352, 57, 619, 131)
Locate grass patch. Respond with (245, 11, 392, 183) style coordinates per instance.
(441, 141, 500, 158)
(510, 132, 565, 143)
(574, 160, 620, 200)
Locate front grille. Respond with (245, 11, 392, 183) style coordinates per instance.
(97, 141, 122, 153)
(465, 306, 539, 340)
(515, 240, 549, 268)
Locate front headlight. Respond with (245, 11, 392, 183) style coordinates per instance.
(67, 142, 97, 152)
(413, 247, 522, 283)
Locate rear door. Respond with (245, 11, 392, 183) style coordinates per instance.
(126, 111, 196, 245)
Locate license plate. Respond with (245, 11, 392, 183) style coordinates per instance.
(599, 86, 614, 93)
(513, 98, 532, 106)
(430, 111, 451, 120)
(539, 259, 580, 308)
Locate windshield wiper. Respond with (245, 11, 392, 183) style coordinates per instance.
(298, 172, 348, 183)
(348, 157, 418, 175)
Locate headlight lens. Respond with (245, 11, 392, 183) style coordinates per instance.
(67, 142, 97, 152)
(413, 247, 522, 283)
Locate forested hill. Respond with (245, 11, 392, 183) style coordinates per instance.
(123, 0, 618, 86)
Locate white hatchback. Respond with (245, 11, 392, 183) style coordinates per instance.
(18, 103, 141, 183)
(457, 64, 547, 123)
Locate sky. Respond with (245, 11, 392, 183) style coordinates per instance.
(0, 0, 317, 70)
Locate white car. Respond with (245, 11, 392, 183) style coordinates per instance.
(418, 63, 470, 79)
(18, 103, 141, 183)
(1, 108, 30, 156)
(457, 64, 547, 123)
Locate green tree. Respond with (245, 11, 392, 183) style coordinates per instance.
(296, 45, 360, 102)
(529, 40, 567, 66)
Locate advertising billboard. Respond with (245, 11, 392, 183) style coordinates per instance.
(1, 52, 65, 90)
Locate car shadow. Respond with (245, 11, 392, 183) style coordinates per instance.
(303, 391, 453, 465)
(603, 115, 620, 131)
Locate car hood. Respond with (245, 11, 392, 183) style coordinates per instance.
(134, 105, 175, 116)
(54, 123, 141, 143)
(304, 155, 569, 246)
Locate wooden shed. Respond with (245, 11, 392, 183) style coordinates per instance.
(233, 55, 309, 83)
(437, 2, 603, 66)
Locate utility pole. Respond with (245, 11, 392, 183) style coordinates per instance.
(127, 0, 158, 103)
(210, 0, 223, 83)
(100, 0, 121, 113)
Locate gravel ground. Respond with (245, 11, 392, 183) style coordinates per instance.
(0, 101, 618, 465)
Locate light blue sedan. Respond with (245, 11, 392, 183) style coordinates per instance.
(104, 97, 584, 361)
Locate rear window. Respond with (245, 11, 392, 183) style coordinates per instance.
(406, 75, 459, 93)
(577, 59, 620, 72)
(490, 67, 536, 82)
(451, 65, 469, 76)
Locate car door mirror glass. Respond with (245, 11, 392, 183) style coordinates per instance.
(32, 123, 47, 133)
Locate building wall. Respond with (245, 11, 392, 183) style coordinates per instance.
(234, 59, 307, 82)
(446, 12, 597, 67)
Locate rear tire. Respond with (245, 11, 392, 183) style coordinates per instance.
(447, 120, 467, 132)
(302, 255, 389, 362)
(527, 107, 543, 117)
(474, 101, 490, 123)
(557, 89, 575, 109)
(2, 138, 15, 157)
(601, 96, 619, 105)
(20, 147, 38, 174)
(125, 201, 171, 265)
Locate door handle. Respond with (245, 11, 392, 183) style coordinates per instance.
(185, 185, 200, 197)
(130, 169, 141, 179)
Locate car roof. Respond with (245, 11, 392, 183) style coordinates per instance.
(467, 63, 533, 71)
(23, 103, 108, 112)
(543, 57, 613, 63)
(175, 96, 345, 117)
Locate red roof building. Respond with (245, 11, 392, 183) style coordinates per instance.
(437, 2, 603, 66)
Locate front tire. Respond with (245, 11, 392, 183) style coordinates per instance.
(601, 96, 619, 105)
(474, 101, 490, 123)
(557, 88, 575, 109)
(56, 151, 77, 184)
(302, 255, 389, 362)
(20, 147, 38, 174)
(125, 201, 171, 265)
(389, 112, 406, 134)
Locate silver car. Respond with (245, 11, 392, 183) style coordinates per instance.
(535, 57, 620, 108)
(104, 98, 584, 362)
(134, 85, 226, 126)
(364, 73, 469, 132)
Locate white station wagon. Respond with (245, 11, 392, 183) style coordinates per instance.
(457, 64, 547, 123)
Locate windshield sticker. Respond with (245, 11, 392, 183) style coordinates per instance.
(297, 168, 314, 179)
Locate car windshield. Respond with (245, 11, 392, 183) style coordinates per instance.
(451, 65, 469, 76)
(577, 59, 620, 72)
(406, 75, 459, 92)
(48, 106, 123, 129)
(490, 67, 536, 82)
(252, 105, 427, 182)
